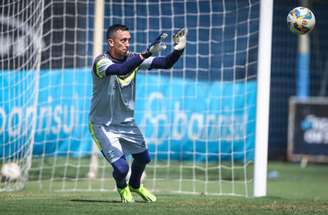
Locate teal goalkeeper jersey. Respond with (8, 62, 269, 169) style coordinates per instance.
(89, 52, 154, 126)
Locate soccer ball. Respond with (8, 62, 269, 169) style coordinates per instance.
(287, 7, 315, 35)
(1, 162, 21, 181)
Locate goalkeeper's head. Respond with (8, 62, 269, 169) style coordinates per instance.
(106, 24, 131, 59)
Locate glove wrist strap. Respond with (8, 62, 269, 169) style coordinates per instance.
(141, 51, 152, 58)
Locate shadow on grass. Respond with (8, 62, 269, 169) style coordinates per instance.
(70, 199, 147, 204)
(71, 199, 120, 203)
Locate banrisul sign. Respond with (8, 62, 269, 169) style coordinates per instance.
(135, 74, 256, 161)
(288, 97, 328, 162)
(1, 69, 256, 161)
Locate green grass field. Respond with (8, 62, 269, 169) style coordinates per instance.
(0, 162, 328, 215)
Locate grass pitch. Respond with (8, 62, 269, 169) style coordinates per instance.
(0, 162, 328, 215)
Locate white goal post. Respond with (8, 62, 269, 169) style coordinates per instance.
(254, 0, 273, 197)
(0, 0, 272, 197)
(87, 0, 104, 180)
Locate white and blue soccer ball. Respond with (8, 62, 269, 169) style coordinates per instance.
(287, 7, 315, 35)
(1, 162, 21, 181)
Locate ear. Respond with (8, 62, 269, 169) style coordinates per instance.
(108, 38, 114, 48)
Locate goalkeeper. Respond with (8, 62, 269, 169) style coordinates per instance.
(89, 24, 187, 203)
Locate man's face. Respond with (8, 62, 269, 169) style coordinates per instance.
(108, 30, 131, 59)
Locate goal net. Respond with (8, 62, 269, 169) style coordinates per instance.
(0, 0, 43, 191)
(1, 0, 263, 197)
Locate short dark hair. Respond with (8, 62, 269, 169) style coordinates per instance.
(106, 24, 129, 39)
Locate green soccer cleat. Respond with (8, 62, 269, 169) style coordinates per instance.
(117, 186, 135, 203)
(129, 184, 157, 202)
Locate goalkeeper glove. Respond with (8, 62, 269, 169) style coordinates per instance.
(141, 33, 168, 58)
(173, 27, 188, 51)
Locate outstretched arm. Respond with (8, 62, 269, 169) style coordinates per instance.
(105, 55, 144, 76)
(93, 54, 144, 78)
(94, 33, 168, 78)
(150, 49, 184, 69)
